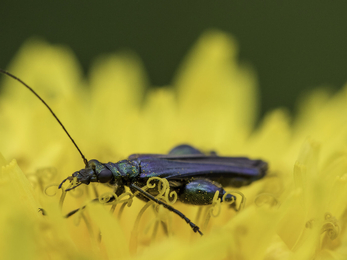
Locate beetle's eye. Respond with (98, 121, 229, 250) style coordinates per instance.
(98, 169, 113, 183)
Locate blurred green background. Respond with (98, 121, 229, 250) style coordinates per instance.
(1, 1, 346, 118)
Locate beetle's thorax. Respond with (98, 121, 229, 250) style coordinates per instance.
(70, 159, 140, 187)
(105, 160, 139, 181)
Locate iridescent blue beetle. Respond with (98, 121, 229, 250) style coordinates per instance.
(0, 69, 268, 235)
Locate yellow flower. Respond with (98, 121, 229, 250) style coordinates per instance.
(1, 30, 347, 259)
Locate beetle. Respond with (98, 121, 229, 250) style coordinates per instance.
(0, 69, 268, 235)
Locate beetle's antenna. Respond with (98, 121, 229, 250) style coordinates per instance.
(0, 69, 88, 167)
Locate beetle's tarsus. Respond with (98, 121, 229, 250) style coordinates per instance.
(65, 182, 82, 192)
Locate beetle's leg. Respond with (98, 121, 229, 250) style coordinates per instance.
(114, 184, 125, 197)
(64, 198, 99, 218)
(39, 205, 94, 218)
(65, 184, 125, 218)
(130, 183, 203, 235)
(65, 182, 82, 192)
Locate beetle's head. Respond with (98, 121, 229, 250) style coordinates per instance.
(58, 160, 114, 191)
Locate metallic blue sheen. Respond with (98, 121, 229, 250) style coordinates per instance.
(68, 145, 267, 205)
(179, 178, 229, 205)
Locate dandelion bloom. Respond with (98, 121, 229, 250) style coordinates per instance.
(1, 31, 347, 259)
